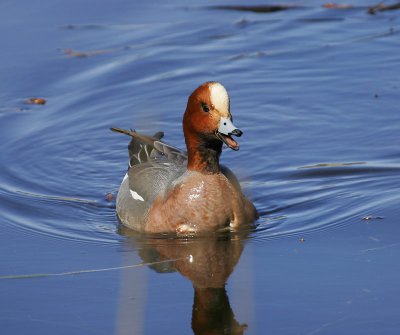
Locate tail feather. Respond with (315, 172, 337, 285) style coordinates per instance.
(110, 127, 187, 167)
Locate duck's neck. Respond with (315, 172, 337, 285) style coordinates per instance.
(186, 134, 222, 174)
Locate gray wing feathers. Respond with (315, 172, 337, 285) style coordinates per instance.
(128, 131, 164, 167)
(128, 162, 183, 203)
(111, 126, 187, 229)
(111, 127, 187, 166)
(153, 141, 187, 165)
(117, 162, 185, 229)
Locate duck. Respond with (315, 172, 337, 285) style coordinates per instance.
(111, 81, 257, 234)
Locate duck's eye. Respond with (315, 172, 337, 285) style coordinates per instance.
(201, 103, 210, 113)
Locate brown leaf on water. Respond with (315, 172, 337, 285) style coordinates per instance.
(25, 97, 46, 105)
(105, 192, 114, 201)
(61, 48, 115, 58)
(323, 3, 353, 9)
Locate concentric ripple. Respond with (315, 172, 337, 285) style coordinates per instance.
(247, 162, 400, 242)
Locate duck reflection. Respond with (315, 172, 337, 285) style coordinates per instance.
(118, 227, 249, 335)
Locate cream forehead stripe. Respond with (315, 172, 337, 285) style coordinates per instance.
(209, 82, 230, 116)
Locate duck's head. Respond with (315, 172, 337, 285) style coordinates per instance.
(183, 82, 242, 151)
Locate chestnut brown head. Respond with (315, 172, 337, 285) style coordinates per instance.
(183, 82, 242, 151)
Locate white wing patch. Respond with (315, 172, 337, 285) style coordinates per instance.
(130, 189, 144, 201)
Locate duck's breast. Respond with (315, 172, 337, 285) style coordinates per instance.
(146, 171, 247, 233)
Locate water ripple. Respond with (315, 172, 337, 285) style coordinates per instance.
(246, 161, 400, 242)
(0, 186, 121, 246)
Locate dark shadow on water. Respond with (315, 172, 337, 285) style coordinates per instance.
(119, 227, 249, 334)
(209, 5, 304, 14)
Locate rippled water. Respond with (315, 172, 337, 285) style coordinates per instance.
(1, 1, 400, 334)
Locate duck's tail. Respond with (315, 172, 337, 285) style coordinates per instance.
(111, 127, 164, 167)
(110, 127, 187, 167)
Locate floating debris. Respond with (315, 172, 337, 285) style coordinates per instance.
(300, 162, 366, 169)
(210, 5, 303, 13)
(25, 97, 46, 105)
(105, 192, 114, 201)
(212, 2, 400, 14)
(60, 24, 106, 30)
(61, 48, 115, 58)
(323, 3, 353, 9)
(368, 2, 400, 14)
(0, 257, 187, 280)
(61, 45, 132, 58)
(362, 215, 384, 221)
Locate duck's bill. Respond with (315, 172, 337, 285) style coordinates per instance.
(217, 117, 243, 151)
(216, 132, 240, 151)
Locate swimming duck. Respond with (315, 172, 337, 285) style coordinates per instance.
(112, 82, 257, 234)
